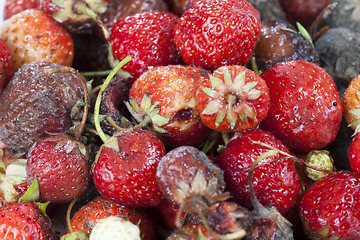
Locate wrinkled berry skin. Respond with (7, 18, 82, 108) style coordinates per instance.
(0, 62, 85, 152)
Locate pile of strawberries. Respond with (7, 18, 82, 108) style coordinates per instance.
(0, 0, 360, 239)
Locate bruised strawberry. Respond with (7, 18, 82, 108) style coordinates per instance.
(0, 9, 74, 72)
(0, 62, 85, 152)
(69, 195, 160, 240)
(127, 65, 212, 148)
(0, 38, 13, 92)
(92, 129, 166, 207)
(100, 0, 169, 33)
(110, 11, 183, 84)
(299, 170, 360, 239)
(174, 0, 261, 70)
(0, 202, 58, 240)
(26, 133, 91, 203)
(260, 60, 343, 153)
(217, 128, 301, 214)
(195, 65, 270, 132)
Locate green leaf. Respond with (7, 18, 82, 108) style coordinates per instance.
(297, 22, 314, 47)
(18, 175, 40, 203)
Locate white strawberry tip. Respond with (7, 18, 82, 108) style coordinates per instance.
(89, 216, 141, 240)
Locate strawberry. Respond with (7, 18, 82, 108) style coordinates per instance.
(260, 60, 343, 153)
(99, 0, 169, 33)
(26, 133, 91, 203)
(92, 129, 166, 207)
(0, 62, 86, 152)
(342, 74, 360, 131)
(0, 38, 13, 91)
(304, 150, 335, 181)
(4, 0, 59, 19)
(0, 9, 74, 71)
(110, 11, 183, 84)
(348, 132, 360, 173)
(173, 0, 261, 70)
(69, 195, 160, 240)
(217, 128, 301, 214)
(0, 202, 58, 240)
(299, 170, 360, 239)
(127, 65, 212, 148)
(89, 216, 141, 240)
(195, 65, 270, 132)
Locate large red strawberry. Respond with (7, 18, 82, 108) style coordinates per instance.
(127, 65, 212, 148)
(92, 129, 166, 207)
(0, 202, 58, 240)
(0, 9, 74, 71)
(299, 170, 360, 239)
(174, 0, 261, 70)
(69, 195, 160, 240)
(110, 11, 183, 85)
(26, 133, 91, 204)
(195, 65, 270, 132)
(260, 60, 343, 153)
(217, 128, 301, 214)
(348, 132, 360, 174)
(0, 38, 13, 92)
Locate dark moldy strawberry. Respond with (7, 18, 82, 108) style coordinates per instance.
(247, 0, 287, 22)
(99, 0, 169, 33)
(314, 27, 360, 93)
(253, 19, 320, 73)
(0, 62, 86, 153)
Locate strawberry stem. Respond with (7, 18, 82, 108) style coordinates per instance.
(94, 55, 132, 143)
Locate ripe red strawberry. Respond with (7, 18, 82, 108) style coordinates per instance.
(174, 0, 261, 70)
(260, 60, 343, 153)
(127, 65, 212, 148)
(92, 129, 166, 207)
(195, 65, 270, 132)
(342, 74, 360, 130)
(0, 38, 13, 92)
(348, 132, 360, 173)
(299, 170, 360, 239)
(26, 133, 91, 203)
(0, 9, 74, 71)
(4, 0, 59, 19)
(217, 128, 301, 214)
(69, 195, 160, 240)
(110, 11, 183, 84)
(0, 202, 58, 240)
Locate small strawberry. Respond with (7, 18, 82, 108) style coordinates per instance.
(299, 170, 360, 239)
(69, 195, 159, 240)
(0, 202, 58, 240)
(195, 65, 270, 132)
(92, 129, 166, 207)
(127, 65, 212, 148)
(304, 150, 335, 181)
(342, 74, 360, 131)
(217, 128, 301, 214)
(260, 60, 343, 153)
(26, 133, 91, 203)
(174, 0, 261, 70)
(89, 216, 141, 240)
(110, 11, 183, 84)
(0, 9, 74, 71)
(0, 38, 13, 92)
